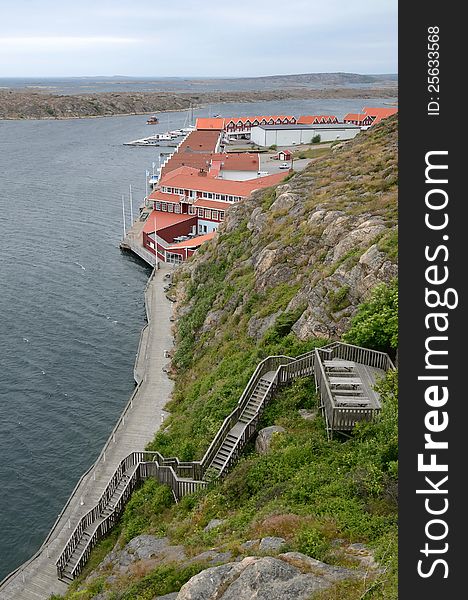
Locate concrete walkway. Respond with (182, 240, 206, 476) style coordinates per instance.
(0, 264, 175, 600)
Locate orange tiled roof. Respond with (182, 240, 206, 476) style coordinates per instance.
(142, 211, 194, 233)
(362, 107, 398, 124)
(159, 167, 287, 196)
(212, 152, 259, 171)
(343, 113, 367, 121)
(195, 118, 225, 130)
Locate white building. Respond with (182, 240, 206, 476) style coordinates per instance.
(250, 123, 361, 147)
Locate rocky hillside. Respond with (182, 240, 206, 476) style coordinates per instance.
(53, 117, 398, 600)
(182, 117, 396, 338)
(0, 87, 397, 120)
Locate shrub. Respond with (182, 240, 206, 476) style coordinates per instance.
(343, 279, 398, 353)
(296, 526, 330, 560)
(312, 134, 321, 144)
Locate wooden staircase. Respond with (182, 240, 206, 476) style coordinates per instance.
(56, 351, 321, 581)
(207, 374, 275, 474)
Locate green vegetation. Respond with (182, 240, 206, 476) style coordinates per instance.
(269, 144, 278, 150)
(343, 279, 398, 354)
(328, 285, 350, 313)
(311, 134, 321, 144)
(293, 147, 331, 160)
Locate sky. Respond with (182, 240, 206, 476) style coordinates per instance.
(0, 0, 397, 78)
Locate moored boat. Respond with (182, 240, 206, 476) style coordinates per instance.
(146, 115, 159, 124)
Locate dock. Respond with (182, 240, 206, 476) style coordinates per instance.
(0, 264, 175, 600)
(119, 205, 157, 268)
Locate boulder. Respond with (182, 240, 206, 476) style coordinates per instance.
(258, 536, 287, 553)
(298, 409, 317, 421)
(255, 426, 286, 454)
(177, 554, 357, 600)
(98, 535, 186, 573)
(189, 550, 233, 566)
(204, 518, 226, 532)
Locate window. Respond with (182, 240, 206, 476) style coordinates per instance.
(162, 202, 167, 211)
(221, 195, 226, 201)
(207, 192, 213, 199)
(175, 204, 181, 213)
(168, 203, 174, 212)
(215, 194, 221, 200)
(212, 210, 218, 220)
(189, 206, 195, 215)
(205, 209, 212, 219)
(166, 252, 183, 264)
(155, 201, 161, 210)
(219, 211, 225, 221)
(198, 207, 204, 217)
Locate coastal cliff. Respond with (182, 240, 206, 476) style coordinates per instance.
(54, 117, 398, 600)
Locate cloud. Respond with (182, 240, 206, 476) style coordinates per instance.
(0, 36, 139, 49)
(0, 0, 397, 76)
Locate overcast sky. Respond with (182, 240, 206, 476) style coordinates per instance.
(0, 0, 397, 78)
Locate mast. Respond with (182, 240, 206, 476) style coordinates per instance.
(121, 195, 126, 239)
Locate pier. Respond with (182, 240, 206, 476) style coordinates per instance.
(0, 264, 175, 600)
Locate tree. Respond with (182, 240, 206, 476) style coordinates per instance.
(311, 134, 321, 144)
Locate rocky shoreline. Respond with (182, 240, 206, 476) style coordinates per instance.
(0, 86, 397, 120)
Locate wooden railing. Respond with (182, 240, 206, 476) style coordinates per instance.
(56, 342, 393, 580)
(319, 342, 395, 371)
(314, 344, 394, 437)
(199, 355, 293, 472)
(56, 452, 207, 579)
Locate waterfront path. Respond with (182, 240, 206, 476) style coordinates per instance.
(0, 264, 175, 600)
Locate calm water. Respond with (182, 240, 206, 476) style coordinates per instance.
(0, 97, 396, 579)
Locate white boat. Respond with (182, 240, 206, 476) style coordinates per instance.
(153, 133, 172, 141)
(169, 129, 184, 136)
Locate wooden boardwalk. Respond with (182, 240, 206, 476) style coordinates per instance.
(0, 264, 175, 600)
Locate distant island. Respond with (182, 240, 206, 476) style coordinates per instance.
(0, 72, 397, 120)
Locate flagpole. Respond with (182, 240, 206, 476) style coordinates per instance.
(121, 195, 126, 239)
(129, 184, 133, 225)
(145, 170, 149, 201)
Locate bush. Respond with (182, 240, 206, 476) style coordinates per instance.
(312, 134, 321, 144)
(121, 480, 173, 542)
(343, 279, 398, 353)
(296, 526, 330, 560)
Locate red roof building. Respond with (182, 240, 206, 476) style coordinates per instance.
(297, 115, 339, 125)
(344, 107, 398, 127)
(142, 166, 288, 262)
(343, 113, 374, 126)
(362, 106, 398, 124)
